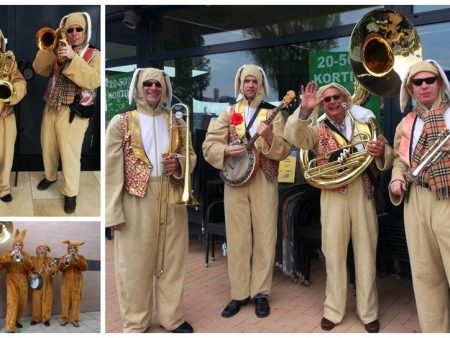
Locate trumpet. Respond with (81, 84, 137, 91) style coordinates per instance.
(35, 27, 67, 63)
(12, 250, 23, 263)
(63, 252, 76, 267)
(409, 129, 450, 180)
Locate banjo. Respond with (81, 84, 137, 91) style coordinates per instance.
(220, 90, 296, 187)
(29, 259, 57, 290)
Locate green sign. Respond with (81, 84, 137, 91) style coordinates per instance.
(309, 51, 381, 122)
(106, 72, 134, 120)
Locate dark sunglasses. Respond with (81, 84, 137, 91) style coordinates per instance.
(67, 27, 83, 33)
(411, 76, 438, 87)
(323, 94, 342, 103)
(143, 80, 162, 88)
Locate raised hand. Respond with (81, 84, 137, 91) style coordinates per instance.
(300, 81, 323, 113)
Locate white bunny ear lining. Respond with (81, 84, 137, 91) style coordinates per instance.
(258, 66, 270, 98)
(128, 68, 142, 104)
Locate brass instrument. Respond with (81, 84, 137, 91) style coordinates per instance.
(301, 103, 378, 190)
(349, 9, 422, 97)
(156, 103, 198, 278)
(0, 221, 13, 243)
(13, 250, 23, 263)
(35, 27, 68, 62)
(0, 50, 17, 112)
(409, 129, 450, 180)
(63, 252, 76, 267)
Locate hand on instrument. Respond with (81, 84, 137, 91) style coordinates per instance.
(161, 153, 181, 176)
(367, 135, 385, 158)
(110, 224, 123, 231)
(57, 40, 75, 60)
(389, 179, 407, 197)
(258, 121, 274, 145)
(300, 81, 323, 113)
(224, 144, 247, 157)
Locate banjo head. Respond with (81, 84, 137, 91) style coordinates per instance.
(29, 274, 43, 290)
(220, 148, 258, 187)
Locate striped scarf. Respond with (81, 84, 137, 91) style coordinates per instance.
(44, 44, 98, 112)
(411, 99, 450, 199)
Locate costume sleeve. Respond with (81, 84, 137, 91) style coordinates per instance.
(105, 114, 126, 227)
(0, 250, 10, 265)
(32, 50, 56, 77)
(261, 112, 291, 161)
(284, 106, 319, 150)
(9, 67, 27, 105)
(388, 119, 409, 205)
(62, 51, 101, 90)
(375, 134, 394, 171)
(202, 110, 230, 170)
(173, 118, 197, 179)
(76, 254, 88, 271)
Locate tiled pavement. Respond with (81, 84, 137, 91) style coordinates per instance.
(0, 312, 100, 333)
(106, 236, 420, 333)
(0, 171, 100, 216)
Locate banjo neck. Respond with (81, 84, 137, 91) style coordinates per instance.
(245, 104, 283, 149)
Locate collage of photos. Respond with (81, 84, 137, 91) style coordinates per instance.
(2, 2, 450, 336)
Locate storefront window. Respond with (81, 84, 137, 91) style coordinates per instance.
(413, 5, 450, 14)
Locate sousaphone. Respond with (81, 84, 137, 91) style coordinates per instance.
(300, 9, 422, 189)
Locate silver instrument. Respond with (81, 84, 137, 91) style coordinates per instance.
(63, 252, 76, 267)
(410, 129, 450, 180)
(13, 250, 23, 263)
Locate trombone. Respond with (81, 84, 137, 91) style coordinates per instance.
(156, 103, 198, 278)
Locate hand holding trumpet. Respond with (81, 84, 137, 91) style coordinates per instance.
(57, 39, 75, 60)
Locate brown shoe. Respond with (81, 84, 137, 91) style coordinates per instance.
(320, 317, 336, 331)
(364, 319, 380, 333)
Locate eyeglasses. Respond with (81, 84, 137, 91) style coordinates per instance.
(143, 81, 162, 88)
(67, 27, 83, 33)
(411, 76, 438, 87)
(323, 94, 342, 103)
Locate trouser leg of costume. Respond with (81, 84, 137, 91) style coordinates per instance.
(248, 170, 278, 298)
(5, 282, 19, 331)
(16, 280, 28, 322)
(0, 114, 17, 198)
(71, 281, 81, 323)
(60, 280, 71, 323)
(41, 107, 60, 182)
(224, 178, 254, 300)
(115, 178, 160, 332)
(321, 188, 351, 324)
(42, 281, 54, 321)
(347, 180, 378, 324)
(32, 289, 43, 322)
(405, 186, 450, 333)
(155, 188, 188, 330)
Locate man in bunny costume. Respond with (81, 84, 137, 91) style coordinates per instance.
(105, 68, 196, 333)
(32, 11, 100, 214)
(284, 81, 394, 332)
(389, 60, 450, 332)
(203, 64, 290, 319)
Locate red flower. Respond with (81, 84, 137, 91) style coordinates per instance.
(230, 113, 243, 125)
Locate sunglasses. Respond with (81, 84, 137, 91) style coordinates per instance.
(411, 76, 438, 87)
(67, 27, 83, 33)
(143, 81, 162, 88)
(323, 94, 342, 103)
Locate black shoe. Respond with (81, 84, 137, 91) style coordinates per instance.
(64, 196, 77, 214)
(44, 321, 50, 327)
(30, 320, 38, 326)
(15, 321, 22, 328)
(321, 317, 336, 331)
(1, 194, 12, 202)
(221, 297, 250, 318)
(255, 296, 270, 318)
(172, 321, 193, 333)
(364, 319, 380, 333)
(37, 178, 56, 190)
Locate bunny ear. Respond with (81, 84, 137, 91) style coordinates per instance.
(258, 66, 269, 98)
(234, 65, 246, 98)
(20, 229, 27, 239)
(162, 71, 172, 106)
(400, 66, 412, 113)
(82, 12, 92, 44)
(63, 240, 70, 245)
(128, 68, 142, 104)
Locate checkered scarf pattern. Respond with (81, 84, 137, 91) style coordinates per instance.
(411, 99, 450, 199)
(44, 45, 97, 112)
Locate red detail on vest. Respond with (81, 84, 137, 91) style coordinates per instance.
(120, 113, 151, 198)
(398, 111, 417, 167)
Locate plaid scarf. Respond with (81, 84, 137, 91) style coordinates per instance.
(411, 99, 450, 199)
(44, 44, 98, 112)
